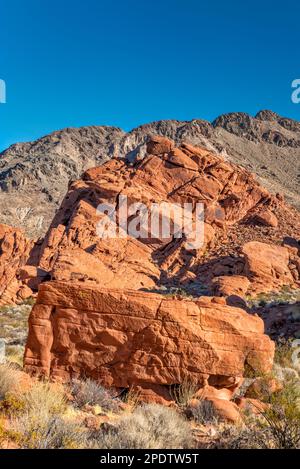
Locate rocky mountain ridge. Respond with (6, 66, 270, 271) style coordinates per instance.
(1, 110, 300, 237)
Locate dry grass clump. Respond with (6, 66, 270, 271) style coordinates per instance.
(1, 379, 86, 448)
(22, 381, 67, 415)
(0, 363, 21, 399)
(70, 378, 121, 412)
(11, 411, 88, 449)
(170, 378, 198, 408)
(89, 403, 193, 449)
(0, 380, 67, 418)
(121, 387, 141, 412)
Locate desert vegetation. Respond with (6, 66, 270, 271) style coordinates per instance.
(0, 339, 299, 449)
(0, 301, 32, 366)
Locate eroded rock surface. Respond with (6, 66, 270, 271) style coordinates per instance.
(32, 136, 300, 298)
(0, 224, 33, 306)
(1, 136, 300, 307)
(24, 281, 274, 398)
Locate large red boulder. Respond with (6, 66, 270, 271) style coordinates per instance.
(242, 241, 294, 293)
(24, 281, 274, 400)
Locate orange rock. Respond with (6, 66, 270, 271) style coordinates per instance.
(254, 208, 278, 228)
(2, 136, 300, 304)
(206, 398, 242, 423)
(242, 241, 294, 293)
(252, 208, 278, 227)
(131, 384, 174, 406)
(24, 281, 274, 399)
(194, 384, 236, 401)
(235, 397, 268, 415)
(0, 224, 33, 306)
(28, 137, 298, 298)
(212, 275, 250, 297)
(17, 266, 49, 291)
(146, 135, 174, 155)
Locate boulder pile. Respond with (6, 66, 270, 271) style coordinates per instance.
(1, 135, 300, 403)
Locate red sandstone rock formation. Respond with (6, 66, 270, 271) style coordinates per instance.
(24, 281, 274, 400)
(242, 241, 294, 293)
(1, 136, 299, 308)
(0, 224, 33, 306)
(1, 135, 296, 403)
(0, 134, 298, 409)
(29, 136, 300, 297)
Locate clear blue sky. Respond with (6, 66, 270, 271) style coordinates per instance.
(1, 0, 300, 151)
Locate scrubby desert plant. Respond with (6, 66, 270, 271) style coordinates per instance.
(0, 380, 67, 416)
(121, 386, 141, 411)
(170, 379, 198, 408)
(274, 339, 295, 369)
(12, 410, 87, 449)
(70, 378, 120, 412)
(185, 399, 219, 425)
(0, 363, 21, 399)
(22, 381, 67, 415)
(208, 424, 274, 449)
(89, 403, 193, 449)
(260, 382, 300, 449)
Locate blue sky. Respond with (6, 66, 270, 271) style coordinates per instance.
(0, 0, 300, 151)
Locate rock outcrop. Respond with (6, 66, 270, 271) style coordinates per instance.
(2, 135, 299, 306)
(1, 110, 300, 238)
(31, 136, 300, 298)
(24, 281, 274, 400)
(0, 134, 298, 405)
(242, 241, 294, 293)
(0, 224, 33, 306)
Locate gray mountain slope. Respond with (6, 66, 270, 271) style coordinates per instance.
(1, 110, 299, 237)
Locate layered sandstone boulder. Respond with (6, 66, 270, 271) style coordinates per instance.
(24, 281, 274, 401)
(0, 224, 33, 306)
(242, 241, 294, 293)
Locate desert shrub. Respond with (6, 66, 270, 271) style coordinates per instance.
(5, 345, 24, 367)
(260, 382, 300, 449)
(185, 399, 219, 425)
(22, 297, 35, 306)
(273, 363, 299, 384)
(121, 387, 141, 411)
(274, 340, 295, 369)
(21, 381, 67, 415)
(208, 424, 274, 449)
(170, 379, 198, 407)
(89, 403, 193, 449)
(0, 392, 26, 415)
(0, 364, 21, 399)
(0, 381, 67, 416)
(12, 411, 87, 449)
(70, 378, 120, 412)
